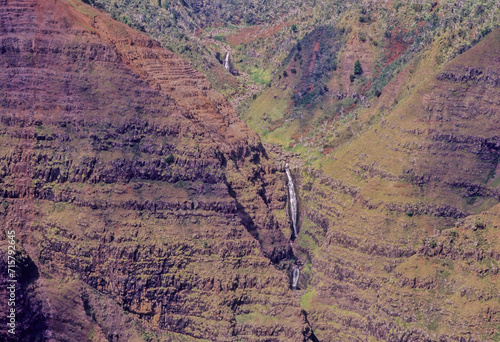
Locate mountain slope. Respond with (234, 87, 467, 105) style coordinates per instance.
(0, 0, 306, 341)
(0, 0, 499, 341)
(291, 29, 500, 341)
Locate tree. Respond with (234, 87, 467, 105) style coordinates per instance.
(291, 24, 298, 33)
(354, 60, 363, 75)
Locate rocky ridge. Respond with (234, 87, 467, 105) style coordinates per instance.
(0, 0, 307, 341)
(288, 30, 500, 341)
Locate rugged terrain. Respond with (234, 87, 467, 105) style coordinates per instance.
(0, 0, 500, 341)
(291, 30, 500, 341)
(0, 0, 309, 341)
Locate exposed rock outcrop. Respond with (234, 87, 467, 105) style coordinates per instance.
(0, 1, 304, 341)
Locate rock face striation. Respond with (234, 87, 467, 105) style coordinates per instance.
(0, 0, 307, 341)
(1, 0, 499, 341)
(292, 30, 500, 341)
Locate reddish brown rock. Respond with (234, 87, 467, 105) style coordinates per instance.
(0, 0, 304, 341)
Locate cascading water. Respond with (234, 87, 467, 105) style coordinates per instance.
(285, 163, 298, 238)
(292, 267, 300, 289)
(223, 52, 231, 72)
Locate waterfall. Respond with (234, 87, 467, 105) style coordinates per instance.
(292, 267, 300, 289)
(223, 52, 231, 72)
(285, 163, 298, 238)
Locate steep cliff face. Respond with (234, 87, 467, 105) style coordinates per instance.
(0, 0, 305, 341)
(291, 30, 500, 341)
(1, 0, 499, 341)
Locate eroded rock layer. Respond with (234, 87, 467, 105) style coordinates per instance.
(292, 30, 500, 341)
(0, 0, 305, 341)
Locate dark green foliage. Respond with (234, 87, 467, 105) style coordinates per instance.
(374, 89, 382, 97)
(474, 219, 485, 230)
(283, 70, 288, 77)
(481, 27, 491, 37)
(359, 11, 371, 23)
(326, 56, 337, 71)
(291, 24, 298, 33)
(349, 74, 355, 82)
(165, 154, 175, 164)
(215, 51, 222, 64)
(354, 60, 363, 75)
(214, 35, 227, 43)
(174, 180, 187, 188)
(291, 68, 297, 74)
(294, 92, 315, 106)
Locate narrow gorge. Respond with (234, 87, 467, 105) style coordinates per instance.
(0, 0, 499, 341)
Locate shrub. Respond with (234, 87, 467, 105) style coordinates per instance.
(165, 154, 175, 164)
(349, 74, 355, 82)
(354, 60, 363, 75)
(291, 24, 298, 33)
(359, 15, 370, 23)
(474, 219, 485, 230)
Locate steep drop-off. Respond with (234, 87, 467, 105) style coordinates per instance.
(0, 0, 307, 341)
(290, 30, 500, 341)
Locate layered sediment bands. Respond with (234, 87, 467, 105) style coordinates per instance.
(90, 12, 259, 155)
(291, 31, 500, 342)
(0, 0, 304, 340)
(0, 248, 46, 341)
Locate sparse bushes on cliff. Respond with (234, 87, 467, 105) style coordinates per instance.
(354, 60, 363, 75)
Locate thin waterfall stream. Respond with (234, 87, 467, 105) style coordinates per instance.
(292, 267, 300, 289)
(285, 163, 298, 238)
(223, 52, 231, 72)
